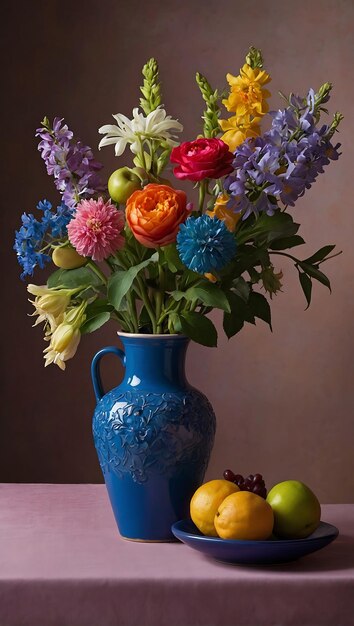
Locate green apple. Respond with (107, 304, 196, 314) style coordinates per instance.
(266, 480, 321, 539)
(52, 245, 87, 269)
(108, 167, 141, 203)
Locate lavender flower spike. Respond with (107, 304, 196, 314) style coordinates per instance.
(36, 117, 105, 209)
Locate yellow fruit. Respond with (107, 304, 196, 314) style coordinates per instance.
(190, 479, 239, 536)
(52, 246, 87, 269)
(214, 491, 274, 540)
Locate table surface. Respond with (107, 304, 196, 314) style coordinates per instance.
(0, 484, 353, 626)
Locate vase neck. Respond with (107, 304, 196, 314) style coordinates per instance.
(118, 335, 190, 391)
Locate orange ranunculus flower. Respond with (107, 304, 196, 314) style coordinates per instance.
(126, 183, 189, 248)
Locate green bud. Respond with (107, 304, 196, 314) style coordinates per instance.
(245, 46, 264, 69)
(139, 58, 162, 115)
(315, 82, 332, 106)
(260, 266, 283, 299)
(196, 72, 221, 138)
(326, 111, 344, 139)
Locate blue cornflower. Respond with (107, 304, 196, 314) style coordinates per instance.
(14, 199, 74, 278)
(177, 215, 237, 274)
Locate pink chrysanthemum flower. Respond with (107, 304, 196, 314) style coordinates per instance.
(67, 197, 125, 261)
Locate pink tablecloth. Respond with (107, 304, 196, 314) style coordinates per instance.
(0, 484, 353, 626)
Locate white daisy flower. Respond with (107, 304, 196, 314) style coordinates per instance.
(98, 106, 183, 156)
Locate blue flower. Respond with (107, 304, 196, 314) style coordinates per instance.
(14, 199, 74, 279)
(176, 215, 236, 274)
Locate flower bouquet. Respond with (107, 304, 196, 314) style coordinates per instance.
(14, 47, 342, 367)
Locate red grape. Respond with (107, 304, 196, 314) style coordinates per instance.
(223, 469, 236, 482)
(222, 470, 267, 498)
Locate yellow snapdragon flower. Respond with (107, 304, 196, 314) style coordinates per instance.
(222, 63, 271, 118)
(44, 302, 87, 370)
(27, 284, 78, 333)
(219, 58, 271, 152)
(207, 193, 241, 233)
(219, 114, 261, 152)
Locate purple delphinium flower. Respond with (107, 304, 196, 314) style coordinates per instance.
(36, 118, 105, 209)
(224, 88, 341, 218)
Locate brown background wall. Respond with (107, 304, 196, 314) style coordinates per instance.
(1, 0, 353, 502)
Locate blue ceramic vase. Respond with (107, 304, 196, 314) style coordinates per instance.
(91, 333, 216, 541)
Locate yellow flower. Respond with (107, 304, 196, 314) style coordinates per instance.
(219, 114, 261, 152)
(207, 193, 241, 233)
(204, 272, 218, 283)
(222, 63, 271, 118)
(27, 284, 77, 333)
(43, 302, 86, 370)
(44, 324, 81, 370)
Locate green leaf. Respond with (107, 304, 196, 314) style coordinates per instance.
(270, 235, 305, 250)
(170, 290, 185, 302)
(228, 291, 255, 324)
(232, 276, 250, 302)
(47, 267, 102, 289)
(81, 312, 111, 334)
(169, 311, 182, 333)
(248, 292, 272, 330)
(161, 243, 185, 272)
(138, 305, 152, 332)
(264, 213, 299, 243)
(222, 291, 254, 338)
(302, 245, 336, 265)
(179, 311, 218, 347)
(84, 299, 114, 320)
(226, 245, 269, 278)
(238, 211, 299, 245)
(297, 262, 331, 291)
(298, 272, 312, 309)
(185, 283, 231, 312)
(108, 253, 158, 310)
(223, 311, 244, 339)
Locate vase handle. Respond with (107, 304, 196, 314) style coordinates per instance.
(91, 346, 126, 403)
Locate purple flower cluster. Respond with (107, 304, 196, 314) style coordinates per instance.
(225, 89, 341, 218)
(14, 199, 73, 278)
(36, 117, 105, 209)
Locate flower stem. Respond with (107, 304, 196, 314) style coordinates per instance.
(127, 291, 139, 332)
(136, 275, 157, 333)
(156, 261, 165, 333)
(198, 180, 207, 212)
(87, 261, 107, 285)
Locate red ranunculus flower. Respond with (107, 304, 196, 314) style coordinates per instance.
(170, 138, 234, 182)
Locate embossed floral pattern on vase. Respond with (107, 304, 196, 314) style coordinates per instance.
(93, 389, 216, 484)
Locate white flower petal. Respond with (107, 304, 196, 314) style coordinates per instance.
(115, 139, 128, 156)
(98, 106, 183, 157)
(130, 140, 140, 155)
(98, 124, 120, 135)
(112, 112, 133, 129)
(98, 136, 121, 150)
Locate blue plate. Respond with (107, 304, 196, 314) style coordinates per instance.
(171, 519, 339, 565)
